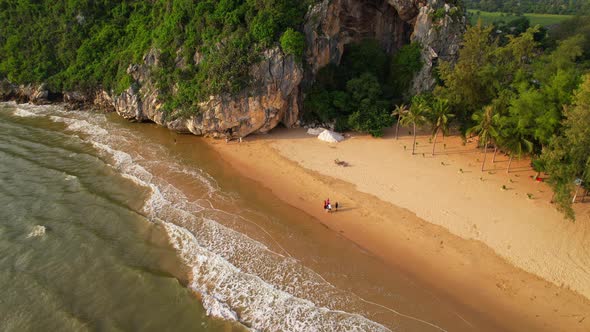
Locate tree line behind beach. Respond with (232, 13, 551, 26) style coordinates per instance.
(429, 16, 590, 220)
(305, 14, 590, 220)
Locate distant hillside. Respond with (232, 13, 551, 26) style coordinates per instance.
(467, 10, 573, 26)
(464, 0, 589, 15)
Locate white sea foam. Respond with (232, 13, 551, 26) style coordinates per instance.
(27, 225, 46, 238)
(7, 103, 66, 118)
(37, 105, 402, 331)
(13, 107, 40, 118)
(164, 221, 390, 331)
(50, 116, 109, 136)
(64, 174, 77, 181)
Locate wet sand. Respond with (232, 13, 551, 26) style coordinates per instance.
(123, 119, 498, 331)
(206, 127, 590, 331)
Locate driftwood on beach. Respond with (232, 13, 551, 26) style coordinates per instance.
(334, 159, 349, 167)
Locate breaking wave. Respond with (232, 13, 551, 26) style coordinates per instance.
(3, 103, 447, 332)
(13, 107, 40, 118)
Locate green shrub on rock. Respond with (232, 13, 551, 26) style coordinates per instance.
(280, 28, 305, 58)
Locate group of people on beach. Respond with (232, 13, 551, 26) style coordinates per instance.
(323, 198, 339, 213)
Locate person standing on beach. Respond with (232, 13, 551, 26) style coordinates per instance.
(335, 202, 339, 211)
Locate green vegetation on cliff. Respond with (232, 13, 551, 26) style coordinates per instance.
(0, 0, 311, 110)
(304, 40, 423, 137)
(2, 1, 589, 219)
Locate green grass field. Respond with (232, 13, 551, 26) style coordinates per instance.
(467, 10, 573, 27)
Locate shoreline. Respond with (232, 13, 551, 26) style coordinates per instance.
(206, 127, 590, 331)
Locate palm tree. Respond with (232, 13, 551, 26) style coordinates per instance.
(502, 130, 534, 173)
(401, 96, 429, 155)
(467, 106, 499, 171)
(391, 104, 409, 140)
(429, 98, 454, 156)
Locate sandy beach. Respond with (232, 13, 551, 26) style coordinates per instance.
(207, 127, 590, 331)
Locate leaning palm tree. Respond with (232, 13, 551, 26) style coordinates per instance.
(391, 104, 409, 140)
(401, 96, 429, 155)
(429, 98, 454, 156)
(467, 106, 499, 171)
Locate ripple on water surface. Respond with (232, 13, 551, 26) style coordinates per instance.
(2, 102, 465, 332)
(0, 103, 243, 332)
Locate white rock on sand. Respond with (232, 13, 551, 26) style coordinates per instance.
(306, 127, 326, 136)
(317, 130, 344, 143)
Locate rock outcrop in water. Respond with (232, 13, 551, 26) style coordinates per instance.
(4, 0, 464, 138)
(1, 80, 52, 105)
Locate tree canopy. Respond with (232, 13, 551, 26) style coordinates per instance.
(0, 0, 312, 114)
(303, 40, 423, 137)
(435, 15, 589, 219)
(541, 75, 590, 219)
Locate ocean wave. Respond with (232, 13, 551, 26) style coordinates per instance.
(6, 103, 65, 118)
(37, 105, 400, 331)
(164, 221, 390, 332)
(50, 116, 109, 136)
(13, 107, 41, 118)
(104, 146, 393, 330)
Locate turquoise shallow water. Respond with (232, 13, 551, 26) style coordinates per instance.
(0, 103, 239, 331)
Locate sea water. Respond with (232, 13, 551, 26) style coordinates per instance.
(0, 102, 500, 332)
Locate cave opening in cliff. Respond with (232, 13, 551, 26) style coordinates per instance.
(303, 36, 422, 130)
(334, 0, 413, 55)
(301, 0, 423, 132)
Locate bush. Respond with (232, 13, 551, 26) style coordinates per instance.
(432, 8, 447, 21)
(303, 40, 418, 137)
(389, 42, 423, 98)
(250, 11, 277, 45)
(280, 28, 305, 58)
(348, 101, 393, 137)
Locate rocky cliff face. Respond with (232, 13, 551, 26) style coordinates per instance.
(0, 80, 52, 105)
(5, 0, 463, 138)
(305, 0, 464, 93)
(102, 47, 303, 139)
(94, 0, 463, 138)
(410, 1, 465, 92)
(184, 48, 303, 138)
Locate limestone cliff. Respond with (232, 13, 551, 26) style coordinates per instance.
(3, 0, 464, 138)
(304, 0, 464, 93)
(104, 47, 303, 139)
(0, 80, 52, 105)
(184, 48, 303, 138)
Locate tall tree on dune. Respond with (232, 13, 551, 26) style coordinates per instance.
(435, 22, 496, 123)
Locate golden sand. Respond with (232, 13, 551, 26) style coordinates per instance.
(207, 127, 590, 331)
